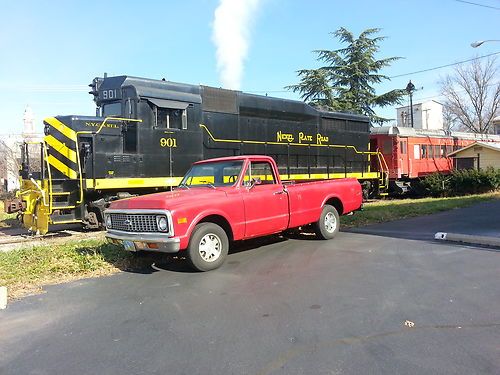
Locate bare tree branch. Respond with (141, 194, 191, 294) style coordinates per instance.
(439, 56, 500, 134)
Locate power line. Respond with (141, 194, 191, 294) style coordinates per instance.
(247, 52, 500, 94)
(413, 81, 499, 102)
(389, 51, 500, 78)
(453, 0, 500, 10)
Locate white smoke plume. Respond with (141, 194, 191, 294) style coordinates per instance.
(212, 0, 261, 90)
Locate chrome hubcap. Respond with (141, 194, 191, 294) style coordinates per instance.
(198, 233, 222, 262)
(324, 212, 337, 233)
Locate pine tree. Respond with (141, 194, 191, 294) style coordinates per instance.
(287, 28, 405, 124)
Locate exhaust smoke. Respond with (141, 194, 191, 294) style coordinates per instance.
(212, 0, 261, 90)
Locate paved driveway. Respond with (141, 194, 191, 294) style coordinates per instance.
(1, 202, 499, 374)
(347, 199, 500, 241)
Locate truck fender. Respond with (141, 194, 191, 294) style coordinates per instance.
(321, 195, 344, 216)
(186, 210, 236, 243)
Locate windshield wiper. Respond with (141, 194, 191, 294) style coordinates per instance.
(198, 180, 216, 189)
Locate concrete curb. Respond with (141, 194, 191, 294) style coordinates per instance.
(0, 286, 7, 310)
(435, 232, 500, 248)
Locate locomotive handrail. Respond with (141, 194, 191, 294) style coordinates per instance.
(199, 124, 381, 156)
(20, 141, 54, 212)
(42, 142, 53, 213)
(74, 117, 143, 205)
(28, 178, 49, 207)
(77, 116, 143, 136)
(375, 149, 390, 190)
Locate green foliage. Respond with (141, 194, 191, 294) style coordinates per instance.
(286, 27, 405, 124)
(419, 173, 449, 197)
(0, 239, 136, 298)
(420, 168, 500, 197)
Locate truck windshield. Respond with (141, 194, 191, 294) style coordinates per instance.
(179, 160, 244, 188)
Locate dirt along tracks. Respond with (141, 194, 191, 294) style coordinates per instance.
(0, 225, 105, 252)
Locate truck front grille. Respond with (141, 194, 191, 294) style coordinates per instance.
(109, 213, 159, 233)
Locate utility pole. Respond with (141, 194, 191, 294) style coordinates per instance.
(406, 80, 415, 128)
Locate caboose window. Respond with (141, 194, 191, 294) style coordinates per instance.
(414, 145, 420, 159)
(435, 146, 441, 158)
(382, 140, 392, 154)
(421, 145, 428, 159)
(400, 141, 407, 154)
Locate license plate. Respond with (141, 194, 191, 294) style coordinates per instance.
(123, 240, 136, 251)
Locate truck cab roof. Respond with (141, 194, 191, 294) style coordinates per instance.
(193, 155, 276, 165)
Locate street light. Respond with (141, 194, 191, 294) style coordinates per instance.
(406, 81, 416, 128)
(471, 40, 500, 48)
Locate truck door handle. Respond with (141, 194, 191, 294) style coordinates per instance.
(274, 190, 285, 195)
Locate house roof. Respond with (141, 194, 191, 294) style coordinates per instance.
(448, 141, 500, 157)
(396, 99, 443, 110)
(370, 126, 500, 141)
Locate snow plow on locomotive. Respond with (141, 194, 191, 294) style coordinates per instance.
(12, 75, 389, 234)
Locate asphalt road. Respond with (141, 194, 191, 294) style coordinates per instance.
(1, 202, 499, 375)
(347, 199, 500, 241)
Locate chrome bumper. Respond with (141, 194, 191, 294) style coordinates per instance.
(106, 229, 181, 253)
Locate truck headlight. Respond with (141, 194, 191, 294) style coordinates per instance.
(105, 215, 112, 228)
(157, 216, 168, 232)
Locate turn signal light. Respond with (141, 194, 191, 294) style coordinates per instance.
(147, 243, 159, 249)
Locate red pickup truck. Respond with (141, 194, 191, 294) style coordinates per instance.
(105, 155, 362, 271)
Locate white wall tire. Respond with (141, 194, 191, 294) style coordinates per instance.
(187, 223, 229, 271)
(315, 205, 340, 240)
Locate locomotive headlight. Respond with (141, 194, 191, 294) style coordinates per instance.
(105, 215, 112, 228)
(157, 216, 169, 232)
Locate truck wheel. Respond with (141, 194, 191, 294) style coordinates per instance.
(187, 223, 229, 271)
(315, 205, 339, 240)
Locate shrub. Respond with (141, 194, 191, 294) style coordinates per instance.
(421, 168, 500, 197)
(419, 173, 450, 197)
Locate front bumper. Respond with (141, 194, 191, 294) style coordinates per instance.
(106, 230, 181, 253)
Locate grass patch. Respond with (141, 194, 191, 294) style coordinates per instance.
(0, 239, 139, 299)
(342, 191, 500, 228)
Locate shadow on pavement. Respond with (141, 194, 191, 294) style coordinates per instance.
(95, 234, 290, 274)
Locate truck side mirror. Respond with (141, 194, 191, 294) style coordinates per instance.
(248, 177, 262, 190)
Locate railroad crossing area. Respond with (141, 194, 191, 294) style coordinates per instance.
(0, 225, 104, 252)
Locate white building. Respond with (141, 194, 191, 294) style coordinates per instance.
(396, 100, 444, 130)
(22, 105, 36, 140)
(0, 134, 22, 192)
(493, 116, 500, 135)
(0, 106, 43, 192)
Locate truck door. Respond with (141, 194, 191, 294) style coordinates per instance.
(242, 161, 289, 237)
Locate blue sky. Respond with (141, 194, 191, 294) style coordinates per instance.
(0, 0, 498, 134)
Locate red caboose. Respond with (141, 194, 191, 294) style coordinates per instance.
(370, 126, 498, 193)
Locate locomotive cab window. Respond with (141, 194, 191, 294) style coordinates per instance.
(103, 102, 122, 117)
(149, 99, 188, 130)
(155, 108, 187, 130)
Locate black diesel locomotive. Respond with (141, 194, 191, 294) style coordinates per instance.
(18, 75, 386, 233)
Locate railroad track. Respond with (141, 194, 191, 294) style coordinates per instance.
(0, 227, 105, 252)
